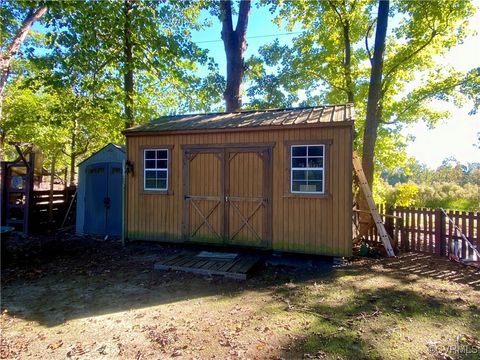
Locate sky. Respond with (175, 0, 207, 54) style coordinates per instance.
(404, 19, 480, 168)
(192, 2, 480, 169)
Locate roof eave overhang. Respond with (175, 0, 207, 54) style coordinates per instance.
(123, 120, 355, 137)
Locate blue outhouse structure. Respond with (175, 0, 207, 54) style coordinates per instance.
(76, 144, 125, 236)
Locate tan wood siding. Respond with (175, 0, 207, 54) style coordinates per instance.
(186, 151, 223, 244)
(125, 125, 353, 256)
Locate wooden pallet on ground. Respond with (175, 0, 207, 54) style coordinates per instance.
(154, 252, 261, 280)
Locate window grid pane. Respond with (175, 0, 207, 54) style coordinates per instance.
(144, 148, 169, 191)
(291, 145, 325, 194)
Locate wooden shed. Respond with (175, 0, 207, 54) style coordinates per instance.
(76, 143, 125, 237)
(124, 105, 354, 257)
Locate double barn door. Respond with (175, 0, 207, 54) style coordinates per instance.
(183, 146, 272, 248)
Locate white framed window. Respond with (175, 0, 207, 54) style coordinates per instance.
(291, 144, 325, 194)
(144, 149, 169, 191)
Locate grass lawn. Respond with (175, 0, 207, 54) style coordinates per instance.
(1, 237, 479, 359)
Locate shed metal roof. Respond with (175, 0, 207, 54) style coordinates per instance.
(124, 104, 354, 134)
(78, 143, 125, 167)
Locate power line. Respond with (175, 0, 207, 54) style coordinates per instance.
(196, 31, 302, 44)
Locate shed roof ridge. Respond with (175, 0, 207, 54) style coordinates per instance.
(150, 104, 349, 121)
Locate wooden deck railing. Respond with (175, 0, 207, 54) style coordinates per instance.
(30, 186, 76, 231)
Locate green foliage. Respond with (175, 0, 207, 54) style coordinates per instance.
(393, 183, 419, 207)
(384, 158, 480, 187)
(461, 67, 480, 115)
(2, 60, 123, 172)
(378, 158, 480, 211)
(2, 0, 478, 191)
(377, 180, 479, 211)
(1, 0, 224, 181)
(43, 0, 223, 118)
(416, 182, 479, 211)
(248, 0, 477, 177)
(0, 0, 47, 54)
(374, 181, 419, 208)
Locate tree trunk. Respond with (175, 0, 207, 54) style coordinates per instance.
(362, 0, 389, 187)
(49, 155, 56, 224)
(123, 0, 134, 129)
(70, 118, 77, 186)
(343, 22, 355, 103)
(0, 5, 47, 160)
(220, 0, 251, 112)
(0, 6, 47, 97)
(357, 0, 389, 238)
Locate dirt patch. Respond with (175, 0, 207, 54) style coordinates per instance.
(1, 236, 479, 359)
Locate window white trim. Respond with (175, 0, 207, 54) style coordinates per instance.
(143, 148, 169, 191)
(290, 144, 325, 194)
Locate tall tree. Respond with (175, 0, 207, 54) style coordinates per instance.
(2, 0, 225, 180)
(357, 0, 389, 234)
(44, 1, 223, 120)
(2, 60, 123, 183)
(0, 2, 47, 158)
(362, 0, 389, 187)
(247, 0, 371, 109)
(249, 0, 476, 182)
(123, 0, 134, 129)
(220, 0, 251, 112)
(0, 4, 47, 97)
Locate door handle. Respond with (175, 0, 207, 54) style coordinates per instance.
(104, 197, 111, 208)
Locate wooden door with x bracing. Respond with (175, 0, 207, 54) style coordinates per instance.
(183, 149, 225, 244)
(225, 148, 271, 247)
(182, 146, 272, 248)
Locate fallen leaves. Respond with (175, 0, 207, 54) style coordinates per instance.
(171, 349, 182, 357)
(0, 337, 13, 359)
(2, 236, 480, 360)
(145, 326, 179, 352)
(303, 350, 327, 359)
(46, 339, 63, 351)
(0, 336, 30, 359)
(96, 344, 107, 355)
(66, 342, 88, 357)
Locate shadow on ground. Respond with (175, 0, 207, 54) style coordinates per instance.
(1, 236, 479, 359)
(1, 235, 330, 327)
(274, 254, 480, 359)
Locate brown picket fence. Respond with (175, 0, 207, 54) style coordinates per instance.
(364, 205, 479, 261)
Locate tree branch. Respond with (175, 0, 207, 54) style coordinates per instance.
(0, 5, 48, 96)
(387, 77, 469, 122)
(236, 0, 251, 39)
(365, 19, 376, 66)
(94, 47, 122, 76)
(327, 0, 345, 27)
(383, 29, 437, 83)
(73, 141, 89, 157)
(305, 69, 349, 94)
(220, 0, 234, 44)
(3, 6, 48, 60)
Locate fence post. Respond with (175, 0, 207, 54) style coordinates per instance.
(48, 155, 56, 226)
(396, 207, 407, 251)
(385, 204, 395, 247)
(434, 209, 445, 256)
